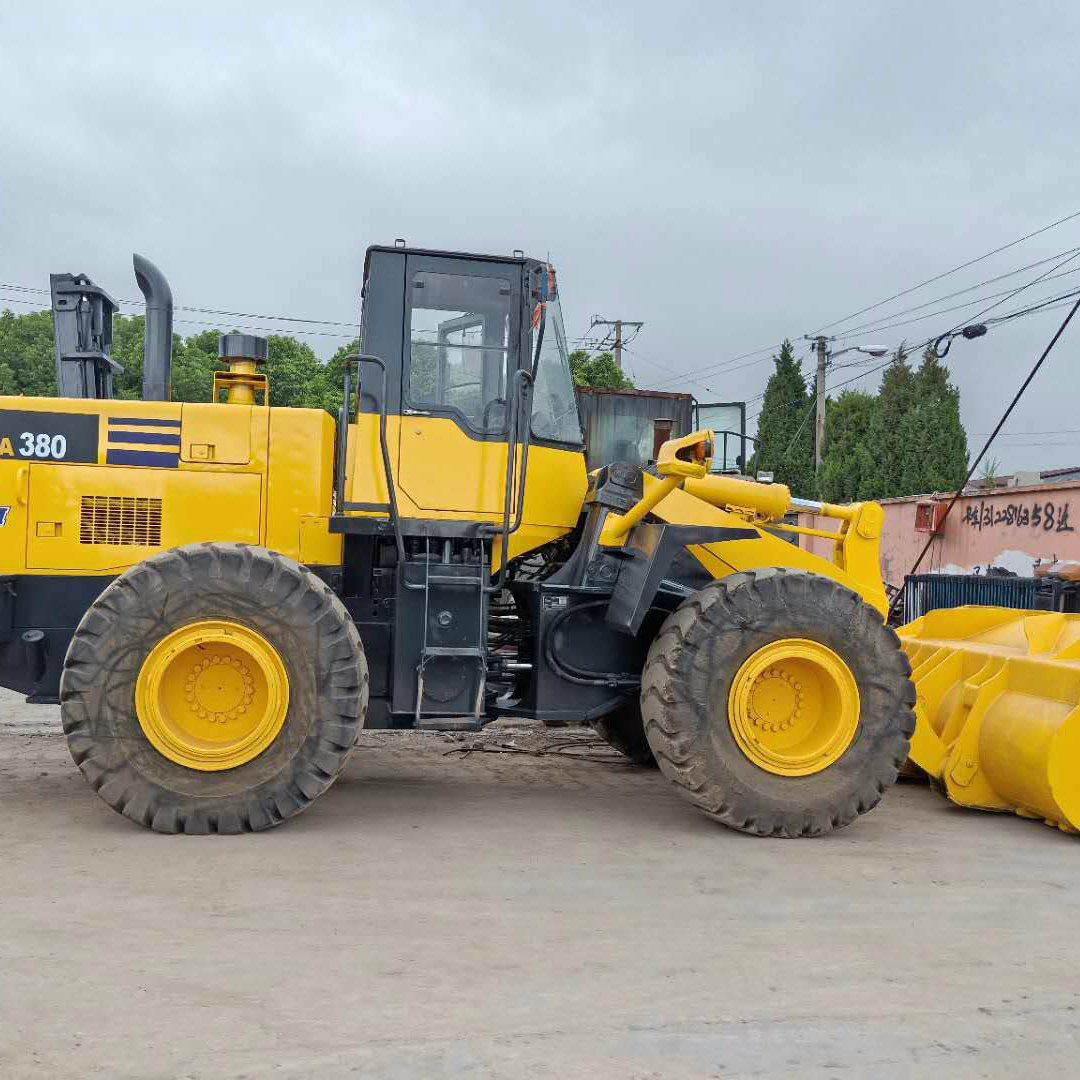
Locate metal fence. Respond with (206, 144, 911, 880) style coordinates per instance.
(899, 572, 1080, 622)
(901, 574, 1037, 622)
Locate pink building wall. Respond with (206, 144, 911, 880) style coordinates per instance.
(798, 480, 1080, 590)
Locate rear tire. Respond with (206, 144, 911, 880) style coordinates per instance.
(641, 568, 915, 836)
(591, 701, 657, 767)
(60, 543, 368, 834)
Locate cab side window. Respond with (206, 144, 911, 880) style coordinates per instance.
(407, 271, 511, 434)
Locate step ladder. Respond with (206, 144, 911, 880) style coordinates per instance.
(414, 539, 488, 732)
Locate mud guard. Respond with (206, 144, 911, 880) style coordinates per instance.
(605, 523, 757, 635)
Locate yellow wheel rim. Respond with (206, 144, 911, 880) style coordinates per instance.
(135, 620, 289, 772)
(728, 639, 860, 776)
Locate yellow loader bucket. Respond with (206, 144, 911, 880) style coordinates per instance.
(898, 606, 1080, 834)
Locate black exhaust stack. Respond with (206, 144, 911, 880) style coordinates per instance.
(133, 253, 173, 401)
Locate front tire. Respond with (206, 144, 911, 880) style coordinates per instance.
(641, 568, 915, 836)
(591, 701, 657, 767)
(60, 543, 368, 834)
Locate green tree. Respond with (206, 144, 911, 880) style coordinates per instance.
(264, 335, 326, 409)
(0, 307, 353, 413)
(979, 456, 1001, 487)
(866, 345, 916, 498)
(172, 329, 220, 402)
(819, 391, 879, 502)
(895, 346, 968, 494)
(568, 349, 634, 389)
(322, 337, 360, 416)
(0, 308, 55, 396)
(114, 317, 220, 402)
(751, 340, 815, 496)
(111, 314, 147, 399)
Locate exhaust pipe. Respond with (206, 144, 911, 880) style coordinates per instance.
(133, 253, 173, 401)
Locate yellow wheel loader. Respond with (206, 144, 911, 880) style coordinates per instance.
(0, 246, 915, 835)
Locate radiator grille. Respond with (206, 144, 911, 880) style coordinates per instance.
(79, 496, 163, 547)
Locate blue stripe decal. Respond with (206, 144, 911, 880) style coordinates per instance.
(108, 417, 182, 428)
(107, 430, 182, 446)
(105, 449, 180, 468)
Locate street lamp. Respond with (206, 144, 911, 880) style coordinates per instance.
(804, 337, 889, 468)
(829, 345, 889, 363)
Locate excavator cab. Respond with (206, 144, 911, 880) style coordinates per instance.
(341, 245, 586, 535)
(326, 246, 590, 729)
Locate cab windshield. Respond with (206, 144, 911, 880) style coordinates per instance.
(530, 278, 581, 444)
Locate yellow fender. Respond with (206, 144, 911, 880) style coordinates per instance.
(899, 606, 1080, 834)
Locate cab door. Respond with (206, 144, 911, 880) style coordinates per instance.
(397, 255, 521, 516)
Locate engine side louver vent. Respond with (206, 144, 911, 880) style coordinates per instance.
(79, 496, 163, 546)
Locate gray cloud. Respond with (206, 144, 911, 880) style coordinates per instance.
(2, 1, 1079, 470)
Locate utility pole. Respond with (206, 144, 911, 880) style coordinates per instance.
(589, 317, 644, 370)
(812, 335, 828, 469)
(803, 334, 885, 470)
(802, 337, 889, 470)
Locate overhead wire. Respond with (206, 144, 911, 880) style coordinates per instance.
(744, 260, 1080, 409)
(831, 246, 1080, 337)
(652, 341, 788, 389)
(887, 293, 1080, 617)
(748, 247, 1080, 425)
(836, 265, 1080, 342)
(0, 291, 361, 339)
(805, 206, 1080, 338)
(0, 281, 359, 329)
(655, 212, 1080, 393)
(836, 275, 1080, 342)
(649, 262, 1074, 395)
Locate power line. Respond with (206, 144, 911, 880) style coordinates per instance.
(805, 207, 1080, 338)
(618, 344, 700, 386)
(658, 237, 1080, 392)
(835, 252, 1080, 338)
(984, 288, 1080, 327)
(747, 335, 934, 423)
(0, 293, 359, 340)
(0, 296, 47, 308)
(695, 256, 1080, 394)
(836, 273, 1080, 342)
(970, 427, 1080, 437)
(170, 318, 356, 339)
(0, 283, 48, 295)
(0, 281, 358, 329)
(969, 439, 1080, 446)
(588, 316, 643, 372)
(653, 341, 787, 389)
(658, 230, 1080, 392)
(750, 248, 1080, 425)
(888, 293, 1080, 617)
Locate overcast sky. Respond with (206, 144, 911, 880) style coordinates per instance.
(2, 2, 1079, 472)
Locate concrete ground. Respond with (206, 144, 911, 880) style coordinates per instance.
(1, 690, 1078, 1080)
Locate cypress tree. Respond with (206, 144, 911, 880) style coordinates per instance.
(896, 346, 968, 494)
(752, 340, 816, 496)
(819, 390, 880, 502)
(867, 346, 915, 498)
